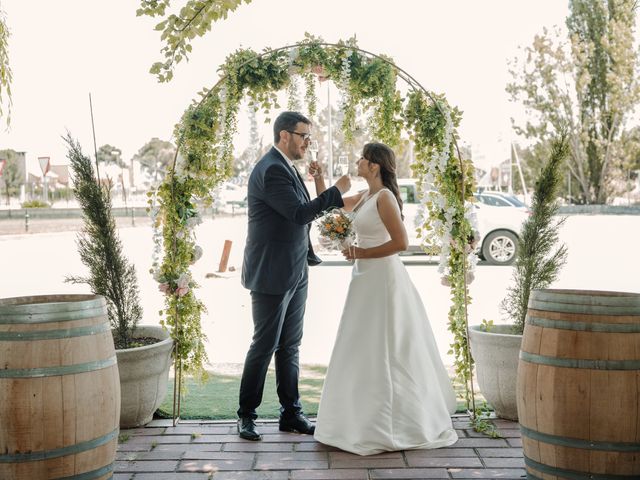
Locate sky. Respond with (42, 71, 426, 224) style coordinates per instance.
(0, 0, 571, 175)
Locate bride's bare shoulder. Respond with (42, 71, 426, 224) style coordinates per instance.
(376, 188, 401, 212)
(376, 188, 395, 201)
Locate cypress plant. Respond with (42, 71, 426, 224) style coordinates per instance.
(501, 132, 570, 334)
(65, 134, 142, 348)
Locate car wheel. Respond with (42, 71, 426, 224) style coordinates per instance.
(481, 230, 518, 265)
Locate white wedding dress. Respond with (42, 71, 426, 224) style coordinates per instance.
(314, 189, 458, 456)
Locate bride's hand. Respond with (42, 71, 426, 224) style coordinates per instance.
(342, 245, 365, 261)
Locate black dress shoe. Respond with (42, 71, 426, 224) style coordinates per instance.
(279, 413, 315, 434)
(237, 417, 262, 441)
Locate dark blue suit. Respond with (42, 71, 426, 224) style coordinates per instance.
(239, 147, 343, 419)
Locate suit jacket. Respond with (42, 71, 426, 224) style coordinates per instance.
(241, 147, 344, 295)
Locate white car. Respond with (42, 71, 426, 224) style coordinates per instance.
(398, 180, 529, 265)
(218, 182, 248, 204)
(475, 190, 528, 209)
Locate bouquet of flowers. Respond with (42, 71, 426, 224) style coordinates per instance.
(315, 208, 355, 251)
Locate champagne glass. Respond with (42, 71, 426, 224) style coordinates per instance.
(308, 140, 319, 161)
(336, 154, 349, 177)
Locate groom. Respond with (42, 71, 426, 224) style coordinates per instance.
(238, 111, 351, 441)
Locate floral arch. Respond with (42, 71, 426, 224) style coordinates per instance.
(151, 35, 479, 420)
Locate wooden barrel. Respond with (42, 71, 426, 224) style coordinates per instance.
(517, 289, 640, 479)
(0, 294, 120, 480)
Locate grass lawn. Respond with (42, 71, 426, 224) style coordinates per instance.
(157, 364, 485, 420)
(157, 364, 326, 420)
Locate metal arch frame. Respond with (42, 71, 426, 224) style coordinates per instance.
(168, 42, 476, 426)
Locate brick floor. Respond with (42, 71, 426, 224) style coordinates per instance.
(115, 415, 525, 479)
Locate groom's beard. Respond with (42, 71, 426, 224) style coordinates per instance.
(286, 143, 306, 161)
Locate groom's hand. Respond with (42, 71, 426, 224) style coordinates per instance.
(334, 175, 351, 194)
(308, 161, 323, 178)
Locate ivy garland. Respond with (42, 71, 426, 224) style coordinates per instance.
(153, 36, 478, 410)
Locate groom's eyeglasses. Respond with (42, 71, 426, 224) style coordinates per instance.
(287, 131, 312, 141)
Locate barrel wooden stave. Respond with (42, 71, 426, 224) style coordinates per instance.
(0, 294, 119, 480)
(518, 289, 640, 479)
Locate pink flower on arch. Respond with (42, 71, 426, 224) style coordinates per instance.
(311, 65, 329, 82)
(175, 273, 191, 297)
(176, 285, 190, 297)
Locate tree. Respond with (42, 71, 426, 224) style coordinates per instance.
(132, 137, 176, 186)
(0, 149, 22, 204)
(97, 144, 126, 168)
(512, 141, 552, 195)
(620, 128, 640, 169)
(137, 0, 253, 83)
(0, 5, 12, 127)
(507, 0, 640, 204)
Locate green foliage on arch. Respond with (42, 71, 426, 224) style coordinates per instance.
(0, 5, 13, 126)
(152, 36, 478, 408)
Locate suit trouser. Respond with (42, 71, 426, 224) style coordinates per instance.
(238, 267, 308, 419)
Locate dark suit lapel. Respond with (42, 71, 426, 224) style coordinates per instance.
(292, 166, 311, 201)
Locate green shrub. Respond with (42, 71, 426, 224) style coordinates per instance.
(21, 200, 50, 208)
(64, 134, 142, 349)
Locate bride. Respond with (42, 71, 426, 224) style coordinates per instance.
(309, 142, 458, 456)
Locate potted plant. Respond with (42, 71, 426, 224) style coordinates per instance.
(65, 135, 173, 428)
(469, 133, 569, 420)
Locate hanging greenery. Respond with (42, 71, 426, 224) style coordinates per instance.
(154, 36, 477, 407)
(0, 5, 13, 126)
(137, 0, 254, 83)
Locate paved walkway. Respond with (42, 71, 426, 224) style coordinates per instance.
(115, 415, 525, 479)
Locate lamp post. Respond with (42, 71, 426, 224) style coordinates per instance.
(327, 83, 334, 186)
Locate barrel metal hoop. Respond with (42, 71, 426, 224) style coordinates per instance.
(0, 322, 111, 341)
(0, 428, 118, 463)
(0, 355, 117, 378)
(530, 289, 640, 307)
(0, 296, 106, 316)
(528, 299, 640, 316)
(520, 425, 640, 452)
(519, 351, 640, 371)
(0, 306, 107, 324)
(527, 315, 640, 333)
(56, 462, 114, 480)
(525, 455, 639, 479)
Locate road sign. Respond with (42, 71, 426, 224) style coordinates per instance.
(38, 156, 50, 176)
